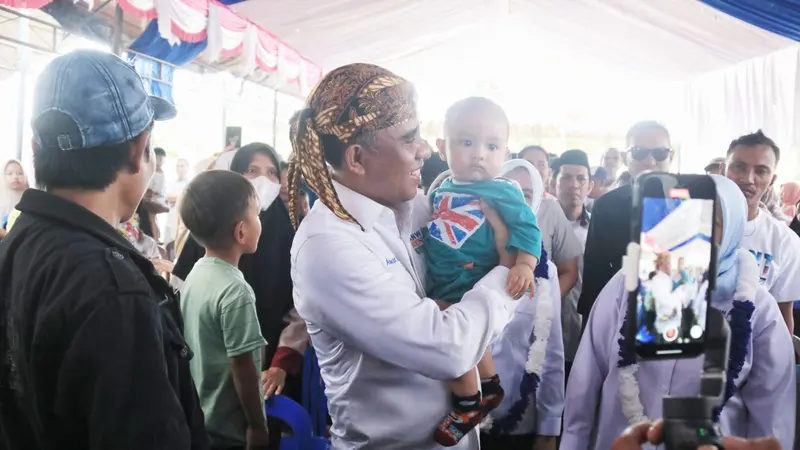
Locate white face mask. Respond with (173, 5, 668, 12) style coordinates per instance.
(250, 176, 281, 211)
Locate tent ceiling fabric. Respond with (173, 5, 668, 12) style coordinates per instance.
(231, 0, 794, 78)
(231, 0, 794, 103)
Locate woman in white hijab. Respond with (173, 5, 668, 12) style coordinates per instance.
(477, 159, 564, 450)
(1, 160, 29, 239)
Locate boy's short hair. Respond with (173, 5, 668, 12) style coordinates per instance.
(154, 147, 166, 157)
(180, 170, 257, 250)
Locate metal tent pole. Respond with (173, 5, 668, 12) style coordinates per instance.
(112, 4, 123, 55)
(15, 16, 29, 161)
(272, 89, 278, 149)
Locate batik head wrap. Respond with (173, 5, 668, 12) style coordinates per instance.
(287, 63, 417, 230)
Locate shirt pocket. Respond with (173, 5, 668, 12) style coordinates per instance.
(160, 298, 193, 362)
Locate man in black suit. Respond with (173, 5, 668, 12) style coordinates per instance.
(577, 121, 674, 330)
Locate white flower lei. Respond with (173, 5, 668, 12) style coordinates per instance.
(617, 251, 759, 425)
(482, 276, 554, 432)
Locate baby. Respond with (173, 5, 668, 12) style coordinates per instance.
(424, 97, 542, 446)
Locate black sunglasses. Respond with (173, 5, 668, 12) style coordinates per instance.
(628, 147, 671, 162)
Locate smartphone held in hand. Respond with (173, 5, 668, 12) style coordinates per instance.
(626, 173, 718, 360)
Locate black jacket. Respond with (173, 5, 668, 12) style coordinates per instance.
(0, 190, 208, 450)
(577, 184, 633, 319)
(173, 199, 295, 370)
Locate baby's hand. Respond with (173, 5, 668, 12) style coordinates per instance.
(506, 263, 535, 299)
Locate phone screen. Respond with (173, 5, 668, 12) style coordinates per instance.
(634, 191, 715, 354)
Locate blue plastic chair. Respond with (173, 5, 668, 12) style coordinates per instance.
(263, 346, 331, 450)
(265, 396, 330, 450)
(301, 346, 328, 438)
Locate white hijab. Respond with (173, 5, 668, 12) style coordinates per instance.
(1, 161, 27, 217)
(500, 159, 545, 214)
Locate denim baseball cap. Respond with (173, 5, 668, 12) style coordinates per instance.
(32, 50, 176, 151)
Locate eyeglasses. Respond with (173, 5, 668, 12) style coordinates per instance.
(628, 147, 671, 162)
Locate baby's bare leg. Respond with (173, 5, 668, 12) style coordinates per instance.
(448, 367, 479, 397)
(434, 300, 483, 446)
(476, 349, 495, 379)
(434, 299, 451, 310)
(476, 350, 504, 411)
(434, 304, 507, 447)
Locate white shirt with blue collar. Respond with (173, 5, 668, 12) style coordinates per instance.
(291, 181, 519, 450)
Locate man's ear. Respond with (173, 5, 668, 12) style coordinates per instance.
(588, 180, 595, 194)
(770, 173, 778, 188)
(128, 136, 148, 174)
(436, 138, 446, 161)
(342, 143, 367, 176)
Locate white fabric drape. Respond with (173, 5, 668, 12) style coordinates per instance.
(230, 0, 792, 94)
(676, 46, 800, 178)
(230, 0, 797, 153)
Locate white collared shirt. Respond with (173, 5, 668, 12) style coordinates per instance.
(291, 181, 518, 450)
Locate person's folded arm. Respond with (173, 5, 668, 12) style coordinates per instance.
(270, 309, 309, 376)
(561, 272, 622, 449)
(548, 204, 582, 295)
(535, 263, 565, 437)
(556, 258, 579, 297)
(769, 231, 800, 335)
(293, 234, 518, 380)
(738, 292, 795, 450)
(53, 291, 192, 450)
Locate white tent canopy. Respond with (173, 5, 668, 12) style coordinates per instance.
(642, 199, 712, 253)
(230, 0, 800, 178)
(231, 0, 793, 121)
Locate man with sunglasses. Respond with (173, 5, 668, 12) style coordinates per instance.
(705, 156, 726, 176)
(576, 121, 674, 333)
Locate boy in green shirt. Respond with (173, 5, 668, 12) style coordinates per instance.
(180, 170, 268, 449)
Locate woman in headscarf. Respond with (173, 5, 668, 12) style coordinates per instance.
(1, 160, 29, 239)
(562, 175, 795, 450)
(478, 159, 564, 450)
(172, 143, 308, 442)
(781, 181, 800, 221)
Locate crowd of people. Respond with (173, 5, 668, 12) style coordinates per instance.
(0, 49, 796, 450)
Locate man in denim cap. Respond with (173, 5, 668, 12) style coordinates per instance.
(0, 50, 208, 449)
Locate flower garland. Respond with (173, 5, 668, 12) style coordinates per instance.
(483, 246, 552, 436)
(617, 251, 757, 426)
